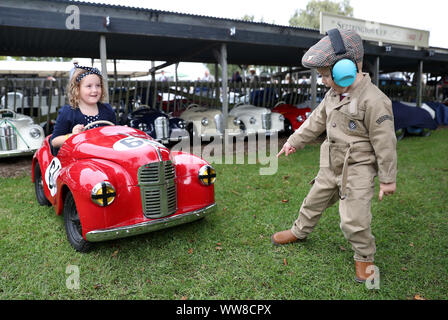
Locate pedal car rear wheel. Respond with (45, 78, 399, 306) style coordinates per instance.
(64, 191, 93, 253)
(34, 162, 51, 206)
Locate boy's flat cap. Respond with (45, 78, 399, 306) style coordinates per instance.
(302, 29, 364, 69)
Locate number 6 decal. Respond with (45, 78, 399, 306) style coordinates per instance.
(45, 158, 62, 197)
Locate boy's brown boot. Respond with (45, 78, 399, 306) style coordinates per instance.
(271, 230, 305, 246)
(355, 261, 374, 283)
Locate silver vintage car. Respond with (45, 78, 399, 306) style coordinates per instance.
(0, 109, 45, 158)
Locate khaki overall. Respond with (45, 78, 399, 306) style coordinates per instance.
(286, 74, 397, 262)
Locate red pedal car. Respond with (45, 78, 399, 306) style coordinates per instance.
(32, 121, 216, 252)
(272, 102, 312, 135)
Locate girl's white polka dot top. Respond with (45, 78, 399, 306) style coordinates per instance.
(84, 114, 100, 128)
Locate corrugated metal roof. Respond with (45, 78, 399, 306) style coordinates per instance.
(46, 0, 318, 32)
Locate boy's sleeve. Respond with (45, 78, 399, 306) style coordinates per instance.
(286, 96, 327, 150)
(364, 97, 397, 183)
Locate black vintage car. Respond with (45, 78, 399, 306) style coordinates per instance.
(121, 107, 189, 145)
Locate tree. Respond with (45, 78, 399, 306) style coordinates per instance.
(289, 0, 353, 29)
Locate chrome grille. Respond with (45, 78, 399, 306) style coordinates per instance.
(261, 113, 272, 130)
(155, 116, 169, 140)
(214, 113, 224, 134)
(138, 161, 177, 219)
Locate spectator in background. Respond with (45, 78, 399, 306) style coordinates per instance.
(159, 70, 167, 81)
(201, 70, 214, 82)
(248, 67, 259, 85)
(441, 75, 448, 100)
(232, 71, 242, 83)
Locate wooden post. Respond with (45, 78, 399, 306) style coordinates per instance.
(373, 56, 380, 87)
(220, 43, 228, 131)
(416, 60, 423, 107)
(99, 35, 109, 103)
(311, 69, 317, 110)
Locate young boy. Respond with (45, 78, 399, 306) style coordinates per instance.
(272, 29, 397, 283)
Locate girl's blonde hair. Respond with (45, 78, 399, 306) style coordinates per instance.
(67, 68, 106, 108)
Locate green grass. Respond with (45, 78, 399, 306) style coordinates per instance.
(1, 130, 447, 300)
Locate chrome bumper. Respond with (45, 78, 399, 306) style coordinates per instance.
(0, 149, 36, 158)
(85, 203, 216, 242)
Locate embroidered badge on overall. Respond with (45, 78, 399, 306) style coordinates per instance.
(348, 120, 357, 130)
(376, 115, 393, 125)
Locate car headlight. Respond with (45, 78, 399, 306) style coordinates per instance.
(297, 115, 304, 122)
(278, 114, 285, 121)
(138, 122, 148, 131)
(178, 120, 186, 129)
(233, 118, 241, 126)
(198, 165, 216, 186)
(249, 117, 256, 125)
(91, 182, 116, 207)
(29, 127, 41, 139)
(201, 117, 209, 126)
(305, 111, 311, 118)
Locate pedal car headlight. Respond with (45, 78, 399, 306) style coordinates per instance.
(233, 118, 241, 126)
(296, 115, 304, 122)
(29, 127, 41, 139)
(278, 114, 285, 121)
(138, 122, 148, 131)
(198, 165, 216, 186)
(201, 117, 209, 126)
(91, 182, 116, 207)
(249, 117, 256, 124)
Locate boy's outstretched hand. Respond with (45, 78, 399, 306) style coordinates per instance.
(277, 142, 297, 157)
(379, 182, 396, 201)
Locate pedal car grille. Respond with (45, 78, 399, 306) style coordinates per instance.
(138, 161, 177, 219)
(261, 113, 272, 130)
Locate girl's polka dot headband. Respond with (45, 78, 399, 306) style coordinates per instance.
(74, 63, 102, 82)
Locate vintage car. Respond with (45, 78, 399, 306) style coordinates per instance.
(392, 101, 437, 140)
(272, 101, 313, 135)
(229, 103, 284, 137)
(0, 109, 45, 158)
(121, 106, 189, 145)
(179, 104, 243, 141)
(32, 121, 217, 252)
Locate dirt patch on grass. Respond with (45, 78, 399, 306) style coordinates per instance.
(0, 155, 33, 178)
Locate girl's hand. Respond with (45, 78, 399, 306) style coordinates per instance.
(72, 124, 85, 134)
(277, 142, 296, 157)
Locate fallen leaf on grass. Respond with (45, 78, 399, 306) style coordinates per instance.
(339, 245, 347, 251)
(111, 250, 119, 257)
(181, 296, 188, 300)
(409, 242, 414, 247)
(188, 248, 193, 254)
(413, 294, 427, 300)
(401, 267, 408, 271)
(281, 199, 289, 203)
(283, 258, 287, 266)
(216, 246, 222, 251)
(93, 284, 102, 290)
(231, 190, 240, 196)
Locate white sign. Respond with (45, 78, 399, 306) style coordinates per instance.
(320, 12, 430, 48)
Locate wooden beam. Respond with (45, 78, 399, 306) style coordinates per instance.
(100, 34, 109, 103)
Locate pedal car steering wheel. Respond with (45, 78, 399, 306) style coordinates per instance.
(83, 120, 115, 130)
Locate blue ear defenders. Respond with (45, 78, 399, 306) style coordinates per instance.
(327, 28, 358, 87)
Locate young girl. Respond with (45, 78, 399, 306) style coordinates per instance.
(50, 64, 116, 152)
